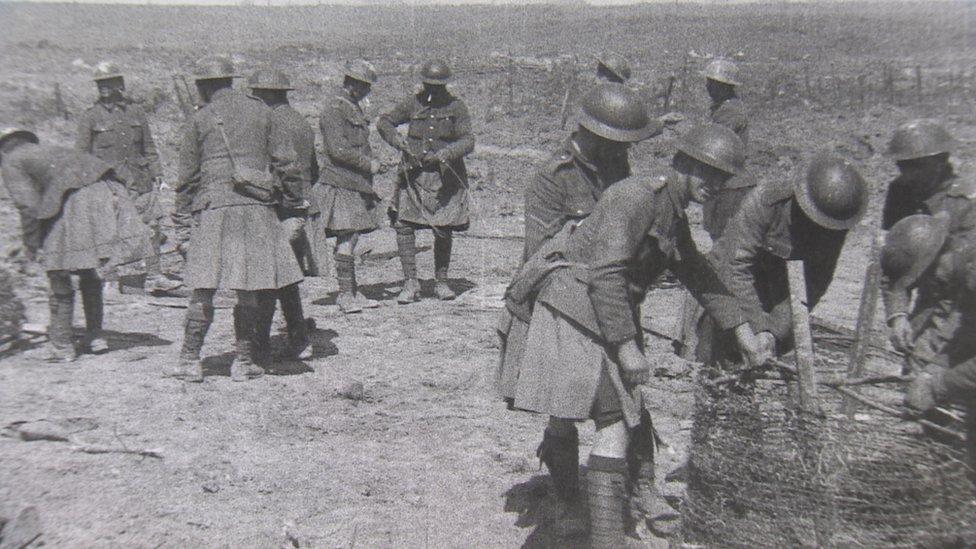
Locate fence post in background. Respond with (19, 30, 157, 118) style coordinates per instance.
(804, 65, 812, 101)
(886, 64, 896, 104)
(507, 53, 515, 112)
(663, 75, 676, 112)
(915, 66, 923, 104)
(857, 74, 866, 107)
(53, 83, 67, 119)
(679, 53, 690, 109)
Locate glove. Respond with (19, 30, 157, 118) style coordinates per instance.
(904, 372, 938, 414)
(735, 323, 771, 369)
(281, 217, 306, 243)
(617, 340, 651, 386)
(888, 315, 913, 353)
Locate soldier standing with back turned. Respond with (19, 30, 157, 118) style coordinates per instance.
(169, 55, 304, 382)
(377, 59, 475, 303)
(247, 68, 314, 362)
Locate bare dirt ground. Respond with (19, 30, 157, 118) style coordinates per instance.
(2, 2, 975, 547)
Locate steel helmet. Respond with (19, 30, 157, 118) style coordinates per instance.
(881, 213, 950, 290)
(887, 119, 955, 161)
(703, 58, 741, 86)
(595, 52, 631, 83)
(0, 127, 38, 147)
(93, 61, 124, 82)
(247, 69, 294, 91)
(793, 152, 868, 230)
(344, 60, 377, 85)
(192, 55, 238, 81)
(420, 59, 452, 85)
(675, 124, 746, 175)
(577, 83, 660, 143)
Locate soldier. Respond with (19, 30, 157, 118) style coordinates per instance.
(247, 68, 314, 361)
(703, 58, 748, 144)
(314, 60, 382, 314)
(169, 55, 304, 382)
(703, 152, 869, 370)
(595, 52, 631, 84)
(503, 124, 769, 547)
(497, 83, 660, 533)
(377, 59, 475, 303)
(880, 120, 976, 364)
(0, 127, 149, 362)
(76, 61, 177, 294)
(885, 214, 976, 477)
(672, 124, 756, 359)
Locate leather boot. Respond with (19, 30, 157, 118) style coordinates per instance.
(166, 302, 211, 382)
(335, 253, 361, 314)
(396, 227, 420, 304)
(231, 304, 264, 381)
(587, 455, 628, 549)
(433, 231, 455, 300)
(350, 258, 378, 309)
(79, 271, 107, 354)
(279, 285, 311, 360)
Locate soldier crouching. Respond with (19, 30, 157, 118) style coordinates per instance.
(0, 128, 150, 362)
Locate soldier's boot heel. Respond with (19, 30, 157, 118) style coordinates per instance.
(397, 279, 421, 304)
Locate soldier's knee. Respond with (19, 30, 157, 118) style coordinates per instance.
(548, 417, 579, 438)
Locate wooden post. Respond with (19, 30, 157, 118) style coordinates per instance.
(804, 65, 811, 100)
(787, 260, 821, 416)
(663, 75, 676, 111)
(857, 74, 866, 106)
(842, 235, 882, 416)
(507, 54, 515, 111)
(915, 65, 923, 104)
(53, 83, 67, 119)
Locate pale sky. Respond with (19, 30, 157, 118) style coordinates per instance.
(1, 0, 932, 5)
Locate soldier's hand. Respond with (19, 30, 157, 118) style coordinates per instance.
(734, 323, 771, 369)
(904, 372, 938, 414)
(888, 315, 913, 353)
(617, 340, 651, 386)
(281, 217, 306, 243)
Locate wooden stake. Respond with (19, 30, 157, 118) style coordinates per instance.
(787, 260, 821, 415)
(53, 83, 67, 119)
(843, 235, 882, 416)
(663, 75, 676, 111)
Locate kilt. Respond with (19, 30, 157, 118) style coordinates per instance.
(40, 179, 150, 273)
(311, 184, 380, 236)
(393, 165, 470, 230)
(184, 204, 304, 291)
(496, 308, 528, 402)
(512, 302, 622, 420)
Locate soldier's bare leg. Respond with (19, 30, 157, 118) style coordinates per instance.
(588, 419, 631, 548)
(231, 290, 265, 382)
(433, 230, 456, 300)
(167, 288, 214, 382)
(395, 226, 420, 303)
(78, 269, 107, 354)
(335, 233, 361, 314)
(46, 270, 76, 363)
(278, 283, 311, 360)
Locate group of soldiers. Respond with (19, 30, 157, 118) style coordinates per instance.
(1, 51, 975, 546)
(496, 57, 976, 546)
(0, 54, 476, 380)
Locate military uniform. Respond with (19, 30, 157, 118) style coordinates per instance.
(709, 95, 748, 145)
(508, 172, 745, 418)
(881, 168, 976, 370)
(702, 179, 847, 367)
(377, 90, 475, 229)
(313, 87, 381, 235)
(497, 138, 630, 403)
(1, 141, 148, 357)
(174, 87, 303, 291)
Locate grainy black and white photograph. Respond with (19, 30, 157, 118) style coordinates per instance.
(0, 0, 974, 546)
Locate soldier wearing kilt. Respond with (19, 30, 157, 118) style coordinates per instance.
(377, 59, 475, 303)
(169, 55, 304, 383)
(247, 68, 316, 362)
(76, 62, 179, 294)
(314, 60, 382, 314)
(496, 83, 661, 536)
(0, 128, 149, 362)
(503, 124, 768, 547)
